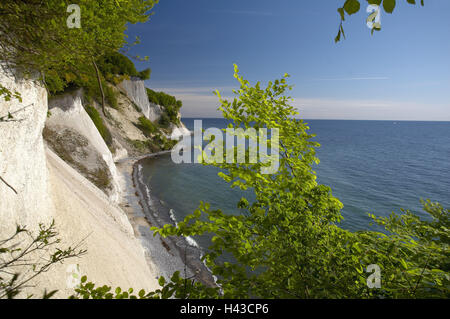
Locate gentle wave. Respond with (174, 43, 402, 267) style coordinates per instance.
(199, 252, 220, 289)
(169, 208, 200, 249)
(139, 164, 202, 250)
(137, 164, 153, 207)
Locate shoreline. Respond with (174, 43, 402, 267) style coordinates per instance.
(116, 153, 216, 288)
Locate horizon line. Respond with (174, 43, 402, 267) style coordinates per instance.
(180, 117, 450, 122)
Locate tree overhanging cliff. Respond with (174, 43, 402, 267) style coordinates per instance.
(0, 0, 157, 116)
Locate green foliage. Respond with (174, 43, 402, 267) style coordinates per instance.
(97, 51, 151, 81)
(383, 0, 396, 13)
(0, 85, 22, 123)
(154, 132, 178, 151)
(0, 221, 86, 299)
(137, 116, 158, 136)
(344, 0, 361, 15)
(0, 1, 157, 74)
(0, 0, 157, 116)
(158, 112, 171, 128)
(128, 139, 153, 152)
(0, 84, 22, 104)
(166, 105, 180, 125)
(97, 52, 139, 79)
(85, 105, 113, 146)
(129, 132, 176, 153)
(335, 0, 425, 42)
(43, 70, 68, 95)
(70, 275, 151, 299)
(43, 66, 119, 109)
(43, 51, 149, 101)
(130, 139, 153, 152)
(135, 117, 175, 150)
(132, 102, 142, 112)
(146, 88, 179, 108)
(151, 65, 449, 299)
(104, 84, 119, 109)
(2, 0, 444, 300)
(136, 114, 180, 150)
(146, 89, 159, 104)
(70, 271, 218, 299)
(146, 88, 182, 124)
(138, 68, 152, 80)
(362, 200, 450, 297)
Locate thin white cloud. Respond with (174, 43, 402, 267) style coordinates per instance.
(178, 93, 233, 118)
(292, 98, 450, 121)
(155, 87, 450, 121)
(311, 77, 390, 81)
(149, 86, 233, 118)
(150, 87, 234, 95)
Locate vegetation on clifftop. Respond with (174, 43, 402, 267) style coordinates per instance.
(98, 51, 151, 81)
(85, 105, 113, 147)
(137, 116, 158, 136)
(0, 0, 157, 115)
(146, 88, 182, 126)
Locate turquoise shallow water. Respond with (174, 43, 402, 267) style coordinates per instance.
(138, 119, 450, 248)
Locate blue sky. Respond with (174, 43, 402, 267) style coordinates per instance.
(126, 0, 450, 120)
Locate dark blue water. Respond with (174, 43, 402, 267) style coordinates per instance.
(139, 119, 450, 239)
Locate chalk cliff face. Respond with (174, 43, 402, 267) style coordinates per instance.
(118, 77, 163, 122)
(0, 66, 192, 297)
(170, 121, 191, 140)
(0, 68, 158, 297)
(46, 89, 121, 203)
(117, 77, 191, 140)
(0, 69, 53, 233)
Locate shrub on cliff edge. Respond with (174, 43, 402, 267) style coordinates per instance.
(85, 105, 113, 146)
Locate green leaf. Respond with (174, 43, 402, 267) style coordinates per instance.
(400, 258, 408, 269)
(144, 66, 448, 299)
(343, 0, 361, 15)
(335, 30, 341, 43)
(337, 7, 345, 21)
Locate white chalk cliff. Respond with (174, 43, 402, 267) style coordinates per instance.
(170, 121, 191, 140)
(0, 68, 158, 297)
(117, 77, 191, 140)
(46, 89, 121, 203)
(118, 77, 163, 122)
(0, 68, 53, 231)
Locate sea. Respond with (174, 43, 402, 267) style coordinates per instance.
(137, 119, 450, 250)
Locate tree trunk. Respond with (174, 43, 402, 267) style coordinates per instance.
(0, 176, 17, 194)
(91, 58, 106, 117)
